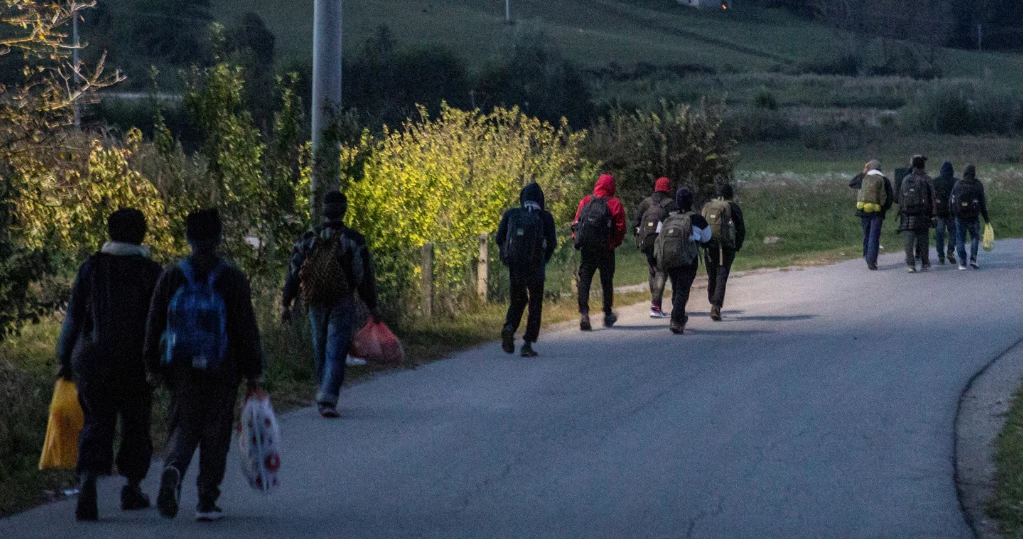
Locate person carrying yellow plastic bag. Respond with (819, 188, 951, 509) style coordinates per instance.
(983, 223, 995, 252)
(950, 164, 991, 270)
(39, 378, 83, 470)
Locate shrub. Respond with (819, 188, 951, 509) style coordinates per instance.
(902, 83, 1023, 135)
(754, 87, 779, 111)
(728, 107, 800, 143)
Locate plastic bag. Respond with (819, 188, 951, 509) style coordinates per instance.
(983, 223, 995, 252)
(350, 321, 405, 366)
(39, 379, 83, 470)
(238, 392, 281, 493)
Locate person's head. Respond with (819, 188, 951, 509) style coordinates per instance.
(940, 161, 954, 179)
(654, 177, 671, 194)
(963, 164, 977, 181)
(675, 187, 694, 212)
(520, 182, 545, 210)
(185, 209, 223, 254)
(863, 159, 881, 174)
(323, 191, 348, 222)
(107, 208, 147, 245)
(715, 183, 734, 200)
(594, 173, 616, 197)
(911, 155, 927, 171)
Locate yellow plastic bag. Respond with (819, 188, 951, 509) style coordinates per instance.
(983, 223, 995, 252)
(38, 379, 83, 470)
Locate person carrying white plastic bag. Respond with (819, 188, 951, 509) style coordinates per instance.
(238, 391, 282, 494)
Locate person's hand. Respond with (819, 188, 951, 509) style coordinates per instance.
(246, 376, 265, 395)
(281, 306, 292, 325)
(56, 364, 72, 381)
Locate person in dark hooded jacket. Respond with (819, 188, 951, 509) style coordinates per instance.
(665, 188, 712, 335)
(633, 177, 677, 318)
(57, 208, 163, 521)
(950, 164, 991, 270)
(703, 183, 746, 321)
(496, 183, 557, 357)
(933, 161, 959, 265)
(899, 155, 936, 273)
(573, 174, 627, 331)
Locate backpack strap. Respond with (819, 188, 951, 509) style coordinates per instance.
(179, 259, 196, 286)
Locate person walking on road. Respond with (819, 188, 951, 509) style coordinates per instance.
(899, 155, 936, 273)
(281, 191, 381, 418)
(933, 161, 959, 265)
(497, 183, 557, 357)
(851, 160, 893, 271)
(145, 209, 264, 522)
(57, 208, 163, 522)
(951, 164, 991, 270)
(702, 183, 746, 322)
(574, 173, 627, 331)
(655, 188, 711, 334)
(634, 177, 677, 319)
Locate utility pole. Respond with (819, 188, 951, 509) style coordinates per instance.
(311, 0, 343, 221)
(978, 23, 983, 51)
(72, 8, 81, 129)
(506, 0, 511, 24)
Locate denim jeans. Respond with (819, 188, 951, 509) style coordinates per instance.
(309, 296, 357, 407)
(956, 217, 982, 264)
(860, 215, 883, 266)
(935, 217, 956, 259)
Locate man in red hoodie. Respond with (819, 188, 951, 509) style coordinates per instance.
(573, 173, 627, 331)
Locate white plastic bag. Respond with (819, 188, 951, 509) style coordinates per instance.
(238, 392, 281, 493)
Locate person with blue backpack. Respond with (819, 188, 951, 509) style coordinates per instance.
(145, 209, 263, 522)
(497, 183, 557, 357)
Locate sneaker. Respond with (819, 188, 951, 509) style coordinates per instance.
(345, 356, 367, 366)
(907, 266, 917, 273)
(649, 308, 668, 319)
(710, 305, 722, 322)
(195, 502, 223, 522)
(867, 263, 878, 271)
(948, 253, 957, 265)
(76, 476, 98, 522)
(520, 342, 538, 358)
(921, 264, 931, 272)
(669, 321, 684, 335)
(121, 484, 151, 511)
(157, 467, 181, 519)
(958, 264, 968, 271)
(501, 325, 515, 354)
(603, 312, 618, 328)
(318, 403, 340, 418)
(580, 314, 591, 332)
(938, 257, 945, 265)
(971, 261, 980, 269)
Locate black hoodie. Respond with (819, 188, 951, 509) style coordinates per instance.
(950, 165, 990, 223)
(496, 183, 558, 285)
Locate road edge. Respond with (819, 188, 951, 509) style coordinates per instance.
(954, 335, 1023, 539)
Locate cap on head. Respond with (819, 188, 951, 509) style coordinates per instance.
(655, 177, 671, 194)
(911, 155, 927, 169)
(864, 159, 881, 173)
(185, 209, 223, 248)
(323, 191, 348, 221)
(715, 183, 734, 200)
(675, 187, 694, 212)
(107, 208, 147, 245)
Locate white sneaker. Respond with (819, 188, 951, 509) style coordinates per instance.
(958, 264, 968, 271)
(649, 309, 669, 319)
(346, 356, 367, 366)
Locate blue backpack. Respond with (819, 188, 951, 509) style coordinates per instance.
(162, 260, 228, 372)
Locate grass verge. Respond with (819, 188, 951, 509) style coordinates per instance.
(991, 385, 1023, 536)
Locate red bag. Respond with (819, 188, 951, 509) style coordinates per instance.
(350, 321, 405, 366)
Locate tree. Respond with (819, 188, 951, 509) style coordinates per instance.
(131, 0, 213, 65)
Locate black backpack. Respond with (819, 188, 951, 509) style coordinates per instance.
(900, 175, 928, 216)
(637, 198, 669, 253)
(574, 196, 612, 251)
(952, 181, 982, 219)
(503, 208, 544, 269)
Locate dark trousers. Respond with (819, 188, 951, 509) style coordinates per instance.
(76, 378, 152, 483)
(936, 216, 956, 259)
(165, 379, 238, 504)
(505, 281, 545, 343)
(705, 246, 736, 308)
(578, 249, 616, 315)
(667, 265, 699, 325)
(860, 215, 884, 266)
(903, 230, 930, 266)
(645, 251, 667, 309)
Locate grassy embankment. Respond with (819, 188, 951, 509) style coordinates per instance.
(993, 387, 1023, 537)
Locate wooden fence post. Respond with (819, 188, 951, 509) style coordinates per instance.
(478, 233, 489, 301)
(421, 242, 434, 316)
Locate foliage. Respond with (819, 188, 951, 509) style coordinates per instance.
(901, 82, 1023, 135)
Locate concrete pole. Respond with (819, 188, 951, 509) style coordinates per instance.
(311, 0, 343, 221)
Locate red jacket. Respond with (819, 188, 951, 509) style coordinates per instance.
(574, 174, 627, 250)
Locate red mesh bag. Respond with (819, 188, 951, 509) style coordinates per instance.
(350, 321, 405, 366)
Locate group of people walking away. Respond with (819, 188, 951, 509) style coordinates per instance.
(854, 155, 992, 273)
(497, 174, 747, 355)
(58, 191, 381, 523)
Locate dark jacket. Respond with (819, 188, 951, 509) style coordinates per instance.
(574, 174, 628, 250)
(58, 251, 163, 386)
(850, 172, 895, 219)
(144, 253, 263, 385)
(496, 183, 558, 285)
(898, 170, 936, 232)
(633, 191, 677, 235)
(282, 221, 378, 311)
(950, 166, 990, 223)
(933, 162, 958, 218)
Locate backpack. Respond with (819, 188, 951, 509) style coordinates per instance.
(857, 173, 887, 213)
(503, 207, 545, 269)
(574, 196, 612, 251)
(900, 175, 929, 216)
(162, 260, 228, 372)
(299, 230, 352, 308)
(637, 198, 669, 253)
(702, 200, 736, 249)
(952, 181, 982, 219)
(654, 212, 698, 270)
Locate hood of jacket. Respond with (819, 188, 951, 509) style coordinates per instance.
(962, 164, 977, 182)
(939, 161, 954, 181)
(520, 182, 545, 211)
(594, 174, 616, 198)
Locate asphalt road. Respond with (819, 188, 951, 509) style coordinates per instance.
(5, 241, 1023, 538)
